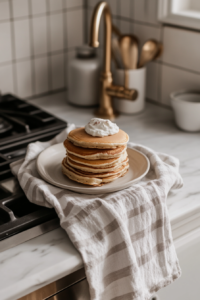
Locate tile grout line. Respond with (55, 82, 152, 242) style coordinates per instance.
(129, 0, 133, 33)
(0, 6, 199, 75)
(1, 1, 200, 103)
(0, 48, 85, 67)
(28, 0, 36, 96)
(87, 6, 161, 28)
(131, 0, 135, 33)
(25, 87, 67, 100)
(117, 0, 121, 30)
(46, 0, 52, 92)
(158, 61, 200, 76)
(63, 0, 67, 88)
(8, 0, 17, 95)
(84, 0, 88, 43)
(0, 3, 86, 96)
(28, 0, 36, 95)
(158, 25, 164, 104)
(0, 5, 85, 24)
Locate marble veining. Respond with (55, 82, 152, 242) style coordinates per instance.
(0, 228, 82, 300)
(1, 91, 200, 300)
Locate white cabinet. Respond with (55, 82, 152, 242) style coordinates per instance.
(157, 234, 200, 299)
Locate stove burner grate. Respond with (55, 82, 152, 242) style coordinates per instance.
(0, 93, 67, 252)
(0, 94, 66, 146)
(0, 117, 13, 135)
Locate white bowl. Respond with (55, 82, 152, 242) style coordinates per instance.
(170, 90, 200, 132)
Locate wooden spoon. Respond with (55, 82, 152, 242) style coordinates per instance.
(118, 34, 139, 70)
(138, 39, 161, 68)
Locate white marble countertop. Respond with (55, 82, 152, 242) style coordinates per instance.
(1, 91, 200, 300)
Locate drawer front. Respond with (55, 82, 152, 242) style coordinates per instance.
(48, 278, 90, 300)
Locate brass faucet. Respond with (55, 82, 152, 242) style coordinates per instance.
(89, 1, 137, 120)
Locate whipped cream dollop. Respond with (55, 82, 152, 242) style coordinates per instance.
(85, 118, 119, 137)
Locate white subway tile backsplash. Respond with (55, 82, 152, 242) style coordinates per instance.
(32, 16, 47, 55)
(34, 56, 49, 94)
(31, 0, 46, 15)
(112, 16, 120, 33)
(48, 0, 63, 12)
(0, 0, 10, 21)
(66, 50, 75, 88)
(161, 64, 200, 106)
(66, 9, 83, 48)
(87, 8, 92, 40)
(51, 53, 64, 90)
(107, 0, 118, 16)
(14, 19, 31, 59)
(49, 13, 64, 52)
(87, 0, 99, 8)
(12, 0, 29, 18)
(146, 61, 160, 102)
(133, 0, 159, 25)
(120, 19, 132, 34)
(88, 0, 117, 15)
(97, 47, 104, 69)
(0, 0, 198, 109)
(163, 26, 200, 73)
(65, 0, 83, 9)
(133, 23, 161, 53)
(0, 64, 15, 94)
(120, 0, 131, 19)
(0, 22, 12, 64)
(0, 0, 84, 98)
(16, 60, 33, 98)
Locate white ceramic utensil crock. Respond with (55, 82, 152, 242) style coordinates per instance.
(114, 67, 146, 114)
(170, 90, 200, 132)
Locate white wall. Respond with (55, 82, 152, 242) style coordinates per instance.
(0, 0, 84, 99)
(0, 0, 199, 106)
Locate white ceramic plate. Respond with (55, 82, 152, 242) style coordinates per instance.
(36, 143, 150, 194)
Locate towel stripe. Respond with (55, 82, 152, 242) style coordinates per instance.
(103, 265, 133, 288)
(110, 291, 139, 300)
(74, 219, 119, 248)
(85, 217, 168, 270)
(102, 239, 172, 290)
(62, 200, 102, 228)
(137, 239, 172, 267)
(130, 218, 166, 243)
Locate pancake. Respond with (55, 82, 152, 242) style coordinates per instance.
(64, 139, 126, 160)
(62, 163, 102, 186)
(102, 168, 128, 183)
(62, 160, 129, 186)
(63, 159, 129, 178)
(67, 151, 127, 168)
(66, 156, 129, 173)
(67, 127, 129, 149)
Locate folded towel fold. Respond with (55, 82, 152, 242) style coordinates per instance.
(10, 124, 183, 300)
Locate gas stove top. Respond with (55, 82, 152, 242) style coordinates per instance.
(0, 94, 67, 252)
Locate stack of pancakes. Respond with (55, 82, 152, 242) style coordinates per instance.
(62, 127, 129, 186)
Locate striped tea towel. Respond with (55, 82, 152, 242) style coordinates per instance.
(10, 125, 183, 300)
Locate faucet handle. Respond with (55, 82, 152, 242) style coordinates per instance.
(106, 85, 138, 101)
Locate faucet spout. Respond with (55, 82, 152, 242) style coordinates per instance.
(89, 1, 138, 120)
(89, 2, 111, 74)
